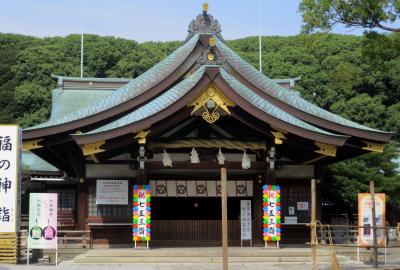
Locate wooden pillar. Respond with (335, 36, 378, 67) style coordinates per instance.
(77, 180, 88, 230)
(220, 167, 228, 270)
(370, 180, 378, 267)
(137, 145, 147, 185)
(311, 178, 317, 270)
(253, 175, 264, 245)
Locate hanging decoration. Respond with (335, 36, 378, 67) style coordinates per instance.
(162, 149, 172, 167)
(190, 147, 200, 163)
(217, 148, 225, 165)
(263, 185, 281, 242)
(241, 150, 251, 169)
(133, 185, 151, 242)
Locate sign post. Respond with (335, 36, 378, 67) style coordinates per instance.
(240, 200, 252, 246)
(263, 185, 281, 248)
(28, 193, 58, 265)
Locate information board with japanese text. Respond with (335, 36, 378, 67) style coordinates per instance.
(28, 193, 58, 249)
(96, 180, 128, 205)
(240, 200, 252, 240)
(0, 125, 21, 233)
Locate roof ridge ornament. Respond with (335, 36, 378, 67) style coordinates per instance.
(185, 3, 224, 43)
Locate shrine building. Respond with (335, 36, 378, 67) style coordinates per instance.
(21, 5, 393, 246)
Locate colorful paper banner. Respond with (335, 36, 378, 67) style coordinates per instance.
(263, 185, 281, 242)
(133, 185, 151, 242)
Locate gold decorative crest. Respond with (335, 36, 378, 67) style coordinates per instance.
(188, 84, 235, 123)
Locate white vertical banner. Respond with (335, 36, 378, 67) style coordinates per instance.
(240, 200, 252, 243)
(0, 125, 21, 233)
(28, 193, 58, 249)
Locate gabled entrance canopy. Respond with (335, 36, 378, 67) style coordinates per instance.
(22, 6, 394, 177)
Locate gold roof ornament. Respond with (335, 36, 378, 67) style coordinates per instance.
(22, 139, 43, 151)
(135, 130, 151, 145)
(81, 141, 105, 156)
(188, 84, 235, 124)
(203, 3, 209, 12)
(271, 131, 286, 145)
(361, 140, 384, 153)
(314, 142, 337, 157)
(209, 37, 216, 47)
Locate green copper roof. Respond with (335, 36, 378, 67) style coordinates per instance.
(22, 151, 59, 172)
(83, 66, 206, 135)
(25, 33, 200, 131)
(215, 37, 385, 133)
(50, 89, 115, 121)
(219, 68, 344, 137)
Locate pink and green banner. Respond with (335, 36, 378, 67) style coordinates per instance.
(133, 185, 151, 242)
(28, 193, 58, 249)
(263, 185, 281, 242)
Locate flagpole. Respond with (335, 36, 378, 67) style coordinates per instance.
(258, 0, 262, 73)
(80, 0, 84, 78)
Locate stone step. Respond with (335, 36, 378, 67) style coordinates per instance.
(73, 254, 353, 264)
(83, 248, 331, 258)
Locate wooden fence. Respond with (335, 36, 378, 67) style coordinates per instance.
(152, 220, 240, 241)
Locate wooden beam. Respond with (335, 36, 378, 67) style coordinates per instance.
(370, 180, 378, 267)
(146, 161, 266, 171)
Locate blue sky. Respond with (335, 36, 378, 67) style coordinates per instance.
(0, 0, 365, 42)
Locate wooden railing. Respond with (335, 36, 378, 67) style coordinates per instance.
(314, 223, 400, 247)
(152, 220, 240, 241)
(19, 229, 91, 249)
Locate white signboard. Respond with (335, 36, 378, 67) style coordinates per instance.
(96, 180, 128, 205)
(240, 200, 252, 241)
(297, 201, 309, 211)
(358, 193, 386, 247)
(284, 216, 298, 224)
(0, 125, 21, 232)
(28, 193, 58, 249)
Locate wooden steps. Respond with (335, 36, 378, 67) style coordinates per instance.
(0, 233, 18, 264)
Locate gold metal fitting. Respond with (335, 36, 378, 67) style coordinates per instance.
(209, 37, 216, 47)
(203, 3, 209, 12)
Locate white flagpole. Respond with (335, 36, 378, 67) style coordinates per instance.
(258, 0, 262, 73)
(80, 0, 84, 78)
